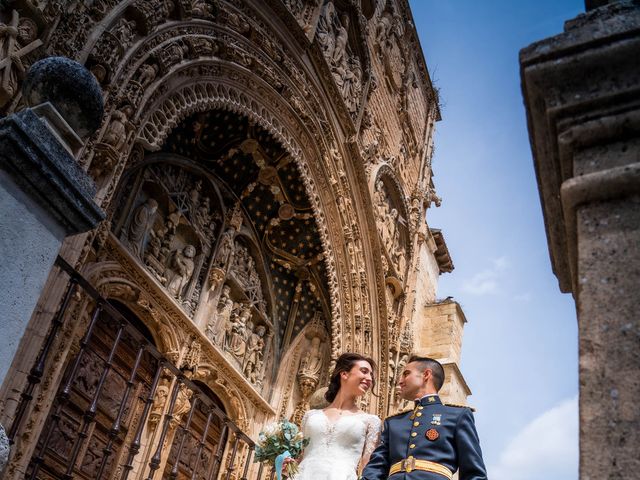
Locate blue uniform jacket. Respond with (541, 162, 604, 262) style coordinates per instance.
(361, 395, 487, 480)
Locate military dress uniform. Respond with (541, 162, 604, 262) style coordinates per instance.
(361, 395, 487, 480)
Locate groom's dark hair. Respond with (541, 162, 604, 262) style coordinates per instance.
(408, 355, 445, 391)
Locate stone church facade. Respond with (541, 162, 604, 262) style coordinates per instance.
(0, 0, 470, 479)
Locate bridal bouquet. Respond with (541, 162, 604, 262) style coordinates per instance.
(254, 419, 308, 479)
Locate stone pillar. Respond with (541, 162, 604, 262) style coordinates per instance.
(0, 57, 104, 468)
(520, 2, 640, 478)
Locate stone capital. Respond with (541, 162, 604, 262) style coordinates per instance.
(520, 1, 640, 293)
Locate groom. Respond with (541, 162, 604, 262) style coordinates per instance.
(361, 356, 487, 480)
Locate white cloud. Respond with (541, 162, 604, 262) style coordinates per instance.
(489, 396, 578, 480)
(462, 256, 509, 295)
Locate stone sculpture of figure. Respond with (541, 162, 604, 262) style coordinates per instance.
(0, 14, 40, 106)
(112, 18, 136, 47)
(227, 304, 250, 363)
(243, 324, 266, 383)
(190, 179, 202, 207)
(165, 244, 196, 299)
(332, 13, 349, 67)
(392, 224, 402, 256)
(385, 282, 395, 314)
(196, 196, 210, 223)
(299, 336, 323, 380)
(150, 379, 170, 424)
(393, 354, 409, 402)
(191, 0, 213, 17)
(170, 383, 193, 428)
(153, 212, 181, 264)
(379, 208, 393, 252)
(410, 197, 421, 227)
(102, 106, 132, 151)
(137, 63, 158, 87)
(395, 247, 406, 279)
(383, 208, 398, 252)
(388, 356, 396, 389)
(127, 198, 158, 257)
(375, 9, 393, 49)
(316, 0, 336, 60)
(210, 285, 234, 345)
(255, 330, 272, 389)
(234, 249, 254, 285)
(374, 180, 389, 221)
(214, 226, 235, 269)
(147, 212, 177, 261)
(335, 58, 362, 113)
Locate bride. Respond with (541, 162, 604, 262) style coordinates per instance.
(290, 353, 381, 480)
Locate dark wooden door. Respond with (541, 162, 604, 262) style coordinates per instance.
(28, 302, 158, 480)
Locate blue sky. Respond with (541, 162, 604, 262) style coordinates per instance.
(409, 1, 584, 478)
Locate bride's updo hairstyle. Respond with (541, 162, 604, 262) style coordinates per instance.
(325, 352, 376, 403)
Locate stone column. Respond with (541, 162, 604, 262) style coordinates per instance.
(0, 57, 104, 468)
(520, 2, 640, 478)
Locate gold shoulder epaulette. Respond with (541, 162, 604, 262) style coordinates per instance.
(444, 403, 476, 412)
(386, 408, 413, 418)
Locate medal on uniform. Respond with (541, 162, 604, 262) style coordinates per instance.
(431, 414, 441, 425)
(426, 428, 439, 441)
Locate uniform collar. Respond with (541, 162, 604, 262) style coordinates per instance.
(415, 393, 441, 407)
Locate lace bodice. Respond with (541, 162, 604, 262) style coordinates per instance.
(295, 409, 381, 480)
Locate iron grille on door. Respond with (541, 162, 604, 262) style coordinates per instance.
(8, 256, 257, 480)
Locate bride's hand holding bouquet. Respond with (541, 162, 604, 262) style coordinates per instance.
(254, 419, 308, 479)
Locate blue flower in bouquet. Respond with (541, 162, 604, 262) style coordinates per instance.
(254, 419, 308, 479)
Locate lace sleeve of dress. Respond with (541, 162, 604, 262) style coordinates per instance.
(362, 414, 382, 458)
(301, 410, 313, 435)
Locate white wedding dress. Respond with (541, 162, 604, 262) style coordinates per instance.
(295, 409, 381, 480)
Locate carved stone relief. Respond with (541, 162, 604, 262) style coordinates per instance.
(373, 4, 405, 92)
(0, 6, 447, 475)
(116, 163, 222, 314)
(284, 0, 322, 35)
(315, 1, 364, 116)
(373, 178, 408, 281)
(0, 10, 42, 109)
